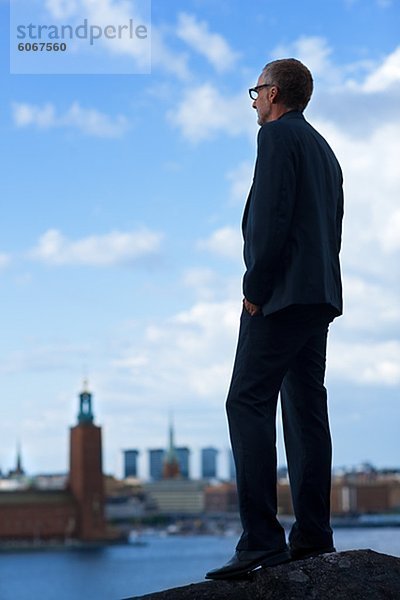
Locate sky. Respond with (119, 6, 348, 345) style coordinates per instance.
(0, 0, 399, 479)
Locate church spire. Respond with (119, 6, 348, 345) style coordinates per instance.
(167, 416, 175, 457)
(162, 414, 180, 479)
(9, 441, 25, 477)
(15, 442, 24, 475)
(77, 379, 94, 425)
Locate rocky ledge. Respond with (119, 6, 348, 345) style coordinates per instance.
(123, 549, 400, 600)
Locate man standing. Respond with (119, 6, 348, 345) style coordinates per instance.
(206, 58, 343, 580)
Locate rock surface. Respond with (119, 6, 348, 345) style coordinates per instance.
(123, 549, 400, 600)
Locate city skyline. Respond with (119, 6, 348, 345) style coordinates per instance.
(1, 0, 399, 475)
(2, 396, 398, 482)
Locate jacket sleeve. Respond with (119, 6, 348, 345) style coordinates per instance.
(336, 183, 344, 254)
(242, 123, 296, 305)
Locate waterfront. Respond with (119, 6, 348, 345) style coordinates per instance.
(1, 528, 399, 600)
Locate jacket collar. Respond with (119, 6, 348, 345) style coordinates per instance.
(278, 110, 305, 120)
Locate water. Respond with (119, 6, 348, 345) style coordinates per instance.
(0, 529, 399, 600)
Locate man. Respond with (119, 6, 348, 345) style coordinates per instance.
(206, 58, 343, 580)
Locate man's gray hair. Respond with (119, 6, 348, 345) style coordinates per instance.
(262, 58, 313, 112)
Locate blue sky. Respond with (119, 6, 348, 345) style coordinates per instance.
(0, 0, 399, 479)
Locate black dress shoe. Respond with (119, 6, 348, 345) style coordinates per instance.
(290, 545, 336, 561)
(205, 548, 291, 580)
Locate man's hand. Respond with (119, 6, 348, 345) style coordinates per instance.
(243, 298, 261, 316)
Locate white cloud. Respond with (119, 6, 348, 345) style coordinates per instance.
(29, 228, 163, 266)
(44, 0, 79, 19)
(183, 268, 241, 304)
(0, 340, 91, 375)
(272, 36, 340, 83)
(0, 253, 11, 270)
(112, 354, 149, 370)
(360, 46, 400, 92)
(12, 102, 129, 138)
(176, 12, 239, 72)
(150, 28, 191, 80)
(305, 116, 400, 365)
(226, 161, 254, 203)
(381, 209, 400, 253)
(168, 83, 256, 142)
(270, 36, 400, 94)
(198, 226, 242, 261)
(183, 267, 218, 300)
(110, 298, 240, 403)
(310, 118, 400, 275)
(13, 103, 56, 128)
(340, 275, 400, 335)
(329, 339, 400, 386)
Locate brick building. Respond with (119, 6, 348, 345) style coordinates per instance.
(0, 383, 111, 543)
(204, 482, 238, 513)
(331, 478, 400, 515)
(204, 476, 400, 518)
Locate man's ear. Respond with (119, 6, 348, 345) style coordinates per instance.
(269, 85, 279, 104)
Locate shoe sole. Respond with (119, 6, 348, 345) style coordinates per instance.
(205, 550, 291, 580)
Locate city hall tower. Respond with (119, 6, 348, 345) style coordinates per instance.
(69, 381, 106, 541)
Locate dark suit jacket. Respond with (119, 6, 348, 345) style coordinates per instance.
(242, 110, 344, 317)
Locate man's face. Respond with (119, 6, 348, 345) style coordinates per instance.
(252, 73, 273, 126)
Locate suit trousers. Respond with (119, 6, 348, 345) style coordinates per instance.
(226, 305, 334, 552)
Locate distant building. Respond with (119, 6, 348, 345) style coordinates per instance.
(104, 475, 146, 521)
(277, 480, 293, 515)
(149, 449, 165, 481)
(0, 444, 29, 491)
(145, 479, 206, 515)
(277, 466, 289, 481)
(205, 482, 238, 513)
(69, 381, 107, 540)
(123, 449, 139, 479)
(8, 443, 25, 478)
(33, 474, 68, 490)
(228, 449, 236, 481)
(162, 419, 180, 479)
(149, 420, 191, 481)
(201, 447, 218, 479)
(0, 382, 117, 543)
(176, 447, 190, 479)
(330, 478, 400, 515)
(145, 423, 210, 512)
